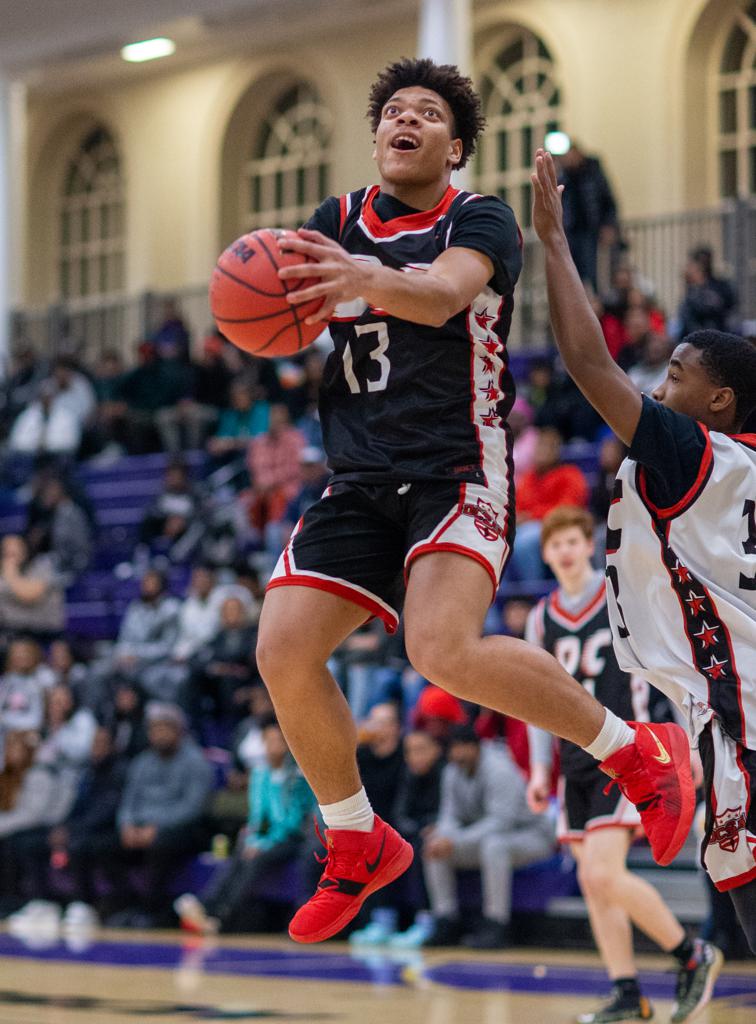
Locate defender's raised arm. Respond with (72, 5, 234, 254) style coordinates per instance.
(531, 149, 642, 446)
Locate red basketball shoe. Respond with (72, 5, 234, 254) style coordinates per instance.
(289, 816, 414, 944)
(600, 722, 695, 866)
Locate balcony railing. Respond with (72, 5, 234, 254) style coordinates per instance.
(10, 198, 755, 364)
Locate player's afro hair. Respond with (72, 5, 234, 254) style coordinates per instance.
(685, 329, 756, 426)
(367, 57, 485, 169)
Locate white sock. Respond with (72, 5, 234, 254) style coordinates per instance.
(583, 709, 635, 761)
(319, 787, 375, 832)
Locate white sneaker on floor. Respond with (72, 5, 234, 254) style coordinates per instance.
(174, 893, 219, 935)
(63, 902, 98, 928)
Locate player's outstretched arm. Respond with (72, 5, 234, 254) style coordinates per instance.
(531, 149, 643, 446)
(278, 229, 493, 328)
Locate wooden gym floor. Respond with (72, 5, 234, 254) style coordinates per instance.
(0, 929, 753, 1023)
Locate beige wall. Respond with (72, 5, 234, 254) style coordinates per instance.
(20, 0, 744, 308)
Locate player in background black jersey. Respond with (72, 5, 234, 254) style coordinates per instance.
(255, 59, 695, 946)
(526, 507, 720, 1024)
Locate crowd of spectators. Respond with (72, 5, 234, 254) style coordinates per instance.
(0, 241, 751, 957)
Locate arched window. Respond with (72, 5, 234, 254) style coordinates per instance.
(59, 126, 124, 301)
(243, 83, 332, 230)
(476, 30, 562, 226)
(718, 1, 756, 197)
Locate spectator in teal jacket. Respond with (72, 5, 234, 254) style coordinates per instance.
(175, 715, 314, 933)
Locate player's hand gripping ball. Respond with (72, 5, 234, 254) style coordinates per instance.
(209, 229, 323, 357)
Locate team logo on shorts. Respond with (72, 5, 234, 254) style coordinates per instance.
(460, 498, 504, 542)
(711, 805, 746, 853)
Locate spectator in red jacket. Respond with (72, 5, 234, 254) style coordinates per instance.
(508, 427, 589, 580)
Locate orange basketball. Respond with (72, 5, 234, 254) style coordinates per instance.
(209, 228, 324, 357)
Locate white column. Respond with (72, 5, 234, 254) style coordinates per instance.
(417, 0, 473, 187)
(0, 78, 11, 375)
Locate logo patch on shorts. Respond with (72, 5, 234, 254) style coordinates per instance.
(711, 805, 746, 853)
(460, 498, 504, 542)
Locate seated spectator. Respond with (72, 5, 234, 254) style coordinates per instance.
(232, 683, 277, 775)
(36, 683, 97, 783)
(0, 535, 65, 639)
(422, 725, 555, 949)
(393, 730, 444, 846)
(356, 703, 405, 824)
(627, 332, 672, 395)
(533, 364, 603, 441)
(0, 346, 48, 439)
(0, 727, 81, 902)
(90, 349, 128, 455)
(24, 475, 93, 583)
(155, 334, 233, 453)
(103, 682, 148, 760)
(0, 638, 55, 733)
(0, 731, 37, 811)
(410, 684, 468, 745)
(207, 378, 270, 465)
(187, 595, 259, 738)
(509, 427, 589, 581)
(11, 725, 127, 918)
(676, 246, 737, 337)
(46, 639, 91, 708)
(509, 398, 539, 482)
(7, 357, 97, 461)
(109, 342, 162, 453)
(137, 461, 206, 562)
(150, 298, 191, 361)
(175, 716, 314, 934)
(106, 569, 181, 697)
(282, 447, 330, 534)
(280, 348, 325, 424)
(590, 433, 628, 525)
(241, 404, 305, 555)
(616, 303, 662, 372)
(105, 702, 212, 926)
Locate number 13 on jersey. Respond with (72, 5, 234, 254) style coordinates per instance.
(342, 322, 391, 394)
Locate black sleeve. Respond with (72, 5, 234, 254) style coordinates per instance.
(303, 196, 341, 240)
(629, 395, 708, 509)
(445, 195, 522, 296)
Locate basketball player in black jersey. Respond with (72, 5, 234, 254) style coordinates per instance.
(255, 58, 695, 946)
(526, 507, 720, 1024)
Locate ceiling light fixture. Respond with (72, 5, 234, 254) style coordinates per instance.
(121, 37, 176, 63)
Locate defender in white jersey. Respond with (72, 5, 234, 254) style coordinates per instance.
(532, 148, 756, 953)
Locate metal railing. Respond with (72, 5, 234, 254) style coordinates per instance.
(9, 198, 756, 362)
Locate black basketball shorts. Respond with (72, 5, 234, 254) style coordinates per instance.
(557, 770, 641, 843)
(267, 478, 513, 633)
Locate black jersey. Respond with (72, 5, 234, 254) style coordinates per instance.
(305, 186, 522, 487)
(526, 578, 646, 778)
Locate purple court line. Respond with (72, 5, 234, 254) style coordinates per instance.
(0, 934, 753, 1000)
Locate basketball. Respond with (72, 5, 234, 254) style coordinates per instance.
(209, 228, 324, 357)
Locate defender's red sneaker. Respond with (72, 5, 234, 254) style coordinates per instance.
(600, 722, 695, 866)
(288, 816, 413, 944)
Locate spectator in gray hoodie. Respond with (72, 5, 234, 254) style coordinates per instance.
(108, 570, 181, 699)
(0, 638, 55, 733)
(422, 725, 555, 950)
(106, 702, 212, 925)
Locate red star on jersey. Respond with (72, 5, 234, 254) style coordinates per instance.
(693, 620, 719, 649)
(474, 310, 496, 331)
(480, 382, 499, 403)
(685, 591, 707, 617)
(672, 560, 692, 584)
(481, 408, 499, 427)
(704, 655, 728, 680)
(481, 356, 496, 375)
(483, 339, 500, 355)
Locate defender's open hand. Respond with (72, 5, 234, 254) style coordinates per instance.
(531, 148, 566, 244)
